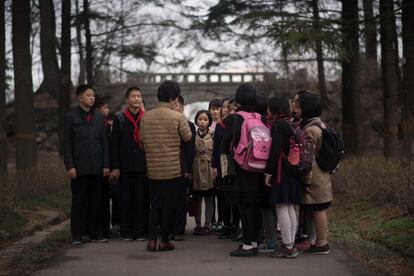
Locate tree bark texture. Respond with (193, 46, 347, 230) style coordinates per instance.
(0, 0, 7, 184)
(59, 0, 71, 155)
(380, 0, 400, 158)
(75, 0, 85, 84)
(39, 0, 60, 99)
(402, 0, 414, 157)
(84, 0, 93, 85)
(12, 0, 37, 171)
(312, 0, 330, 109)
(341, 0, 362, 155)
(363, 0, 379, 81)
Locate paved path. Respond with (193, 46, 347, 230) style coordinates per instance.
(33, 220, 375, 276)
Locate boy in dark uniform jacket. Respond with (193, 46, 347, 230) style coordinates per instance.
(94, 96, 120, 237)
(63, 84, 110, 245)
(172, 95, 196, 240)
(111, 87, 148, 241)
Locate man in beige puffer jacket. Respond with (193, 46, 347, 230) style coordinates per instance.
(140, 81, 191, 252)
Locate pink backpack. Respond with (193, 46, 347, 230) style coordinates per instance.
(233, 111, 272, 172)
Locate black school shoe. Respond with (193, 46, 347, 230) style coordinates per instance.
(303, 244, 330, 255)
(230, 245, 258, 257)
(71, 240, 82, 246)
(91, 236, 108, 243)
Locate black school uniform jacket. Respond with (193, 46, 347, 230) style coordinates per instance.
(111, 111, 146, 172)
(63, 107, 110, 176)
(180, 121, 196, 175)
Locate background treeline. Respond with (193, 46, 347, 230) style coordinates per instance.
(0, 0, 413, 200)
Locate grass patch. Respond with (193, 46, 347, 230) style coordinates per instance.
(0, 208, 27, 240)
(0, 152, 71, 249)
(6, 229, 71, 276)
(330, 198, 414, 275)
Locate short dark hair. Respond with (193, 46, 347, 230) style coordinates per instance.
(94, 95, 108, 109)
(255, 94, 268, 116)
(208, 97, 222, 110)
(76, 84, 94, 97)
(177, 95, 184, 105)
(229, 98, 236, 105)
(235, 84, 256, 107)
(268, 96, 290, 116)
(125, 86, 142, 98)
(299, 93, 322, 118)
(296, 89, 311, 96)
(157, 81, 180, 102)
(221, 97, 230, 107)
(195, 110, 213, 127)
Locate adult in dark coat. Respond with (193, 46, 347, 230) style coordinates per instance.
(63, 84, 110, 245)
(221, 84, 263, 257)
(111, 87, 148, 241)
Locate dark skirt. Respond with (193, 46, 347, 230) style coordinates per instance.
(149, 177, 185, 209)
(234, 164, 263, 204)
(268, 161, 301, 205)
(301, 202, 332, 212)
(191, 188, 216, 197)
(221, 190, 238, 204)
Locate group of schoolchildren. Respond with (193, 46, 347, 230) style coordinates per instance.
(64, 80, 337, 259)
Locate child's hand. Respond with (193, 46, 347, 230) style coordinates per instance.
(103, 168, 110, 177)
(185, 173, 192, 180)
(212, 168, 218, 179)
(67, 168, 77, 180)
(109, 169, 120, 183)
(264, 174, 272, 187)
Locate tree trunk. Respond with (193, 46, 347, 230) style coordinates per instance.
(39, 0, 60, 99)
(12, 0, 37, 171)
(363, 0, 379, 81)
(312, 0, 330, 109)
(75, 0, 85, 84)
(402, 0, 414, 158)
(380, 0, 400, 158)
(341, 0, 362, 155)
(84, 0, 93, 85)
(59, 0, 71, 156)
(0, 0, 7, 185)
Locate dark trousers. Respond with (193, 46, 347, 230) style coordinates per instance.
(71, 175, 103, 240)
(239, 202, 261, 245)
(119, 171, 149, 238)
(222, 202, 240, 228)
(174, 178, 188, 235)
(148, 177, 182, 242)
(102, 177, 120, 236)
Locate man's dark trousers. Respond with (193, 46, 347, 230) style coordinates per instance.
(71, 175, 103, 240)
(119, 172, 148, 238)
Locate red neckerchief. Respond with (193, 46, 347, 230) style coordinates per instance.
(123, 108, 144, 149)
(85, 114, 92, 124)
(218, 119, 225, 128)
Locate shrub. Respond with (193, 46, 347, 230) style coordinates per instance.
(332, 155, 414, 215)
(0, 152, 70, 213)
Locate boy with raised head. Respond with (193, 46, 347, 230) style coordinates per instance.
(63, 84, 110, 245)
(111, 87, 148, 241)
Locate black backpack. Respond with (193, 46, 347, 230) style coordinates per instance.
(315, 124, 344, 173)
